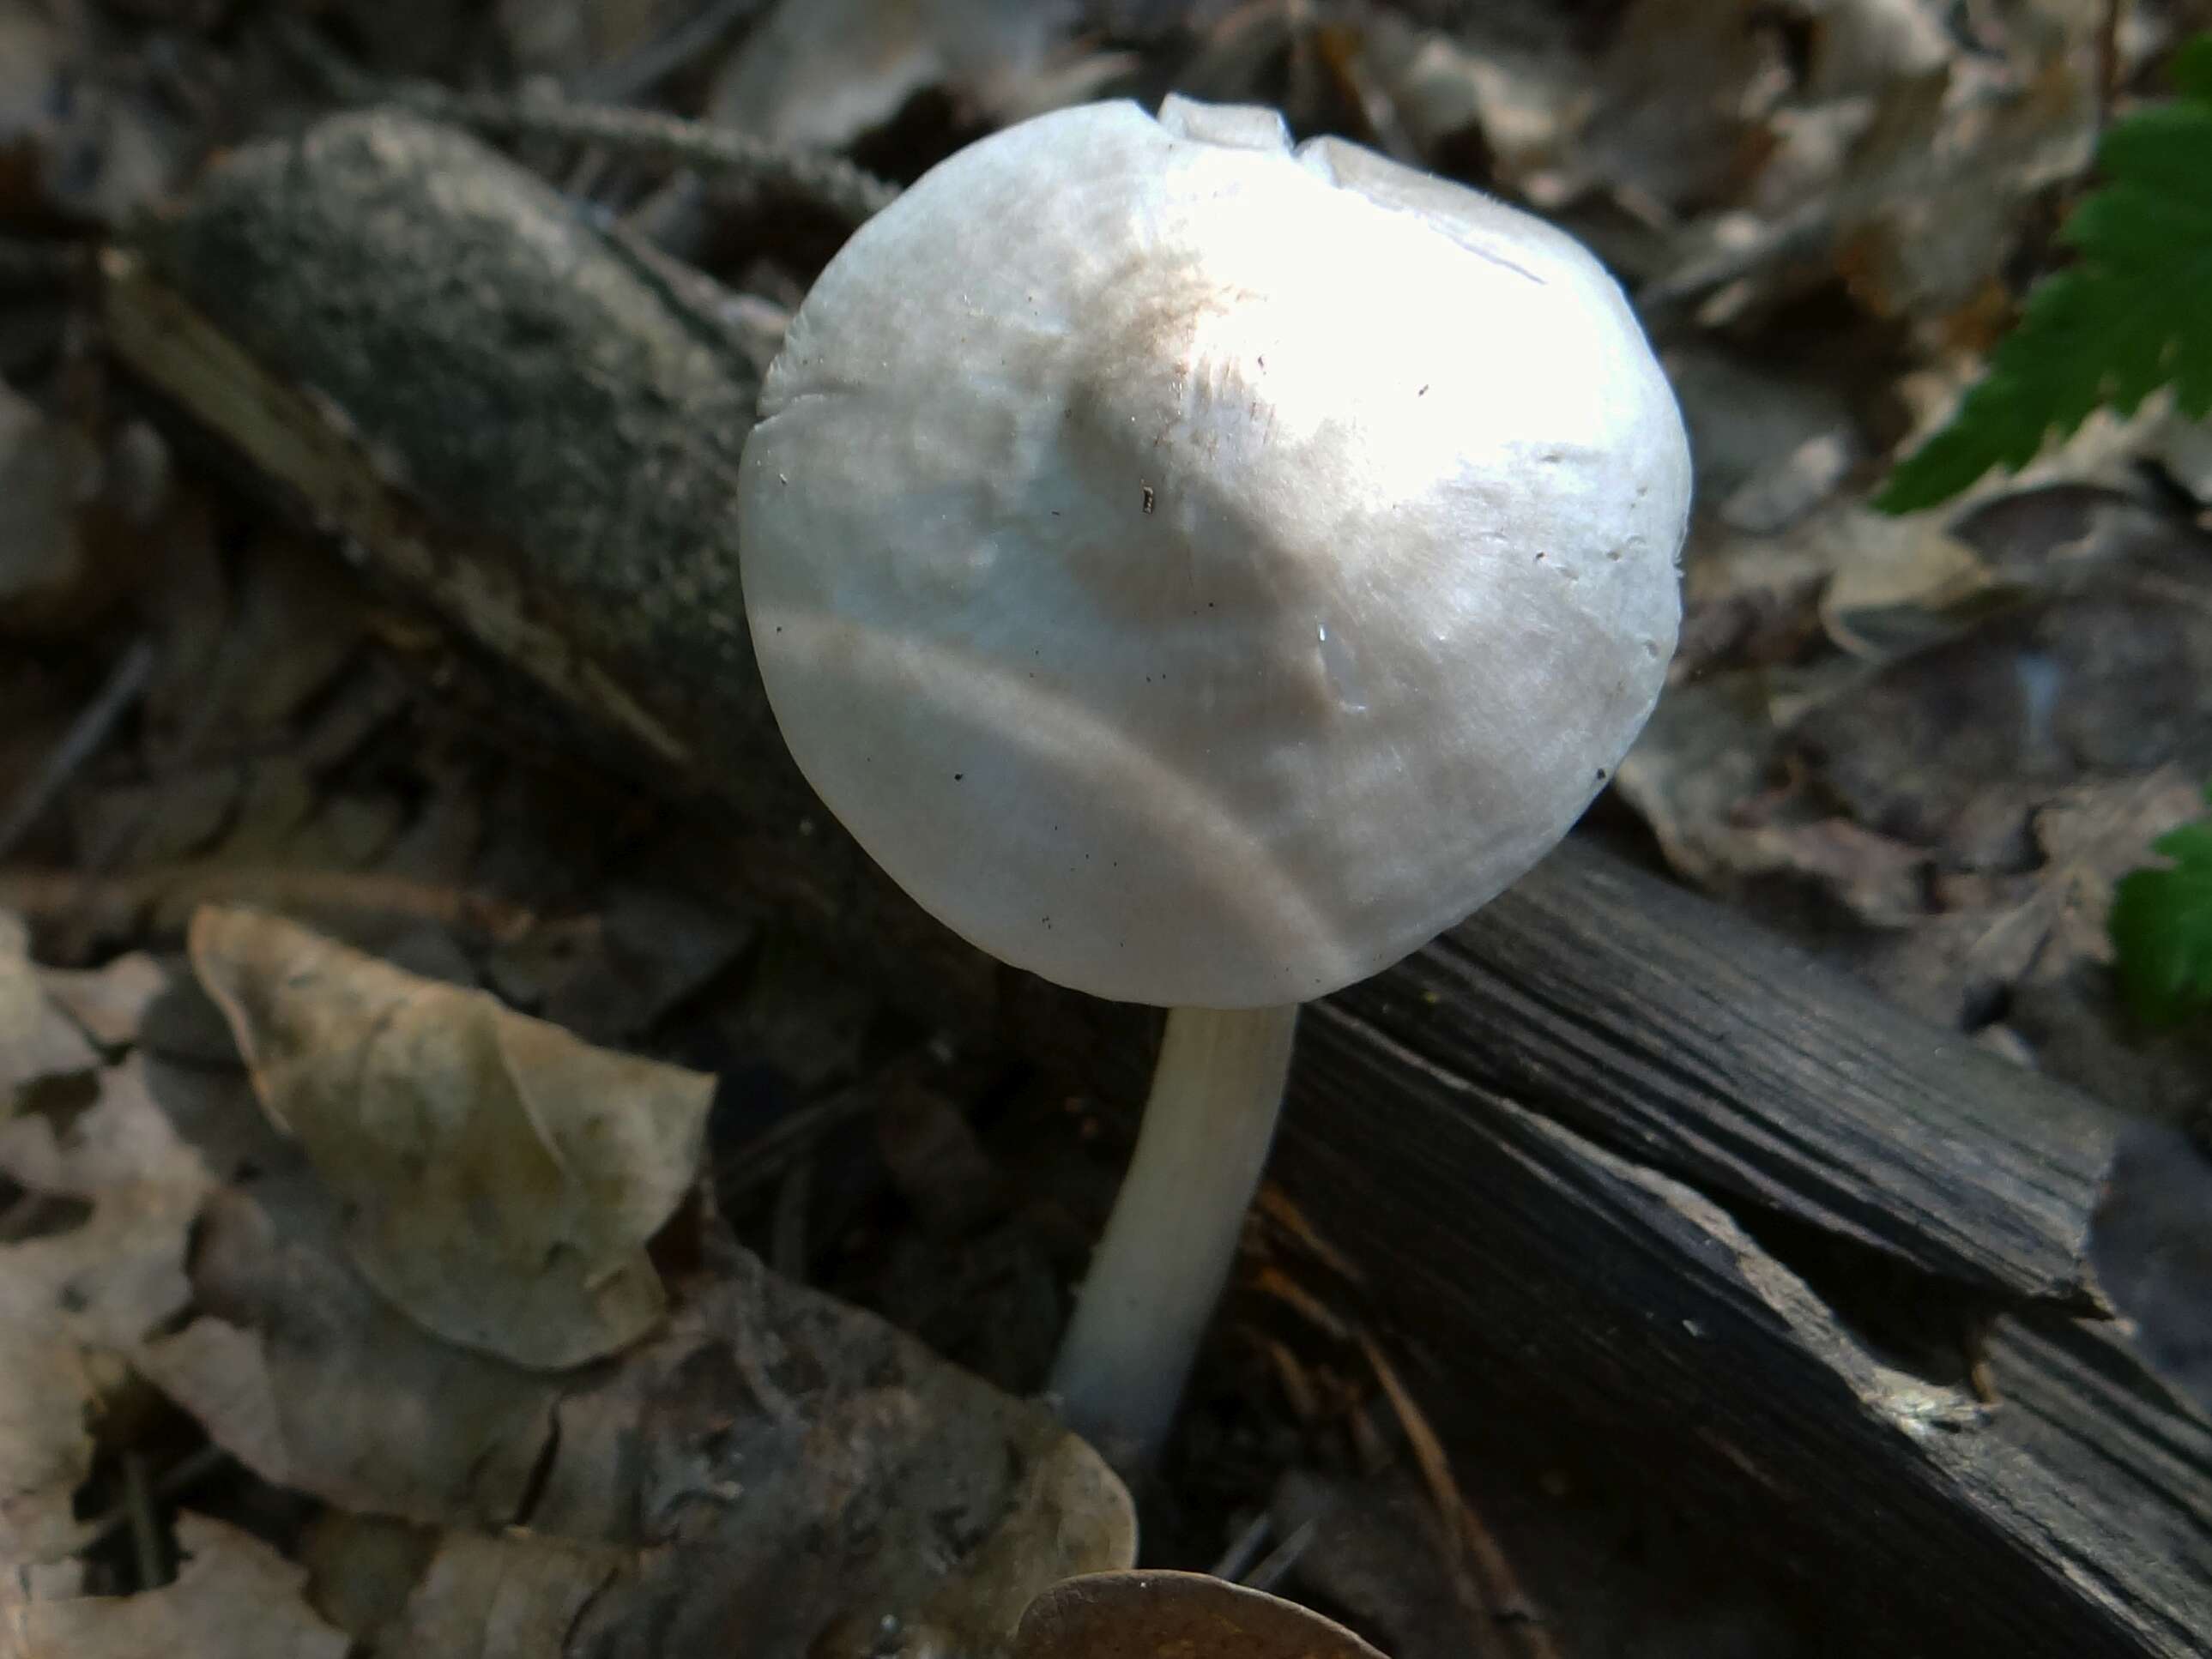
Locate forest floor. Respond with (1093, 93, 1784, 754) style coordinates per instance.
(3, 3, 2211, 1656)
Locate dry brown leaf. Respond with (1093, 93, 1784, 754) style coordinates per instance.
(1785, 585, 2212, 866)
(0, 0, 188, 227)
(1345, 14, 1586, 196)
(302, 1513, 644, 1659)
(1611, 670, 1794, 887)
(567, 1369, 1136, 1658)
(1719, 432, 1858, 537)
(1635, 3, 2115, 327)
(483, 882, 751, 1044)
(292, 1513, 437, 1645)
(0, 1054, 211, 1566)
(0, 1553, 83, 1620)
(812, 1428, 1140, 1658)
(34, 952, 170, 1054)
(124, 939, 1137, 1650)
(142, 1154, 1133, 1656)
(188, 907, 714, 1368)
(1012, 1571, 1387, 1659)
(3, 1513, 348, 1659)
(0, 1337, 94, 1574)
(1850, 769, 2212, 1091)
(1832, 51, 2093, 325)
(1584, 0, 1791, 215)
(136, 1175, 559, 1528)
(1, 916, 100, 1112)
(706, 0, 1083, 151)
(1818, 520, 1997, 659)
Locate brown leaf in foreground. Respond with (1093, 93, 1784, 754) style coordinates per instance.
(34, 952, 170, 1055)
(146, 1178, 1137, 1653)
(136, 1173, 565, 1528)
(0, 1057, 210, 1566)
(0, 915, 98, 1111)
(301, 1514, 646, 1659)
(187, 907, 715, 1368)
(2, 1513, 348, 1659)
(131, 1058, 1134, 1656)
(1012, 1571, 1387, 1659)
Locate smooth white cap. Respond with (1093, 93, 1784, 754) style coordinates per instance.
(739, 96, 1691, 1008)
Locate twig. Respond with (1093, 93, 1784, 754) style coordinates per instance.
(0, 863, 542, 942)
(1242, 1517, 1321, 1595)
(278, 21, 897, 226)
(1210, 1509, 1275, 1582)
(0, 637, 156, 863)
(71, 1444, 229, 1556)
(121, 1452, 166, 1590)
(421, 90, 898, 223)
(716, 1081, 889, 1197)
(1363, 1335, 1560, 1659)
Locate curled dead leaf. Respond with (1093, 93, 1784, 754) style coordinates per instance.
(187, 907, 714, 1369)
(4, 1513, 348, 1659)
(299, 1512, 645, 1658)
(1, 915, 100, 1112)
(142, 1164, 1136, 1655)
(1012, 1571, 1387, 1659)
(34, 952, 170, 1055)
(0, 1056, 210, 1566)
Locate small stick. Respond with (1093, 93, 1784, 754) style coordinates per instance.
(0, 863, 541, 942)
(1210, 1508, 1275, 1583)
(0, 637, 156, 863)
(1241, 1516, 1321, 1596)
(1363, 1336, 1559, 1659)
(715, 1076, 901, 1197)
(74, 1444, 228, 1557)
(121, 1451, 166, 1590)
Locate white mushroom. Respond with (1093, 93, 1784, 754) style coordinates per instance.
(738, 94, 1692, 1470)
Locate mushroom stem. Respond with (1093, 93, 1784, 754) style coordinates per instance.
(1050, 1001, 1300, 1471)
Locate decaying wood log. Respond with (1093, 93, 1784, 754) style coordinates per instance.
(1284, 1018, 2212, 1656)
(1338, 836, 2113, 1312)
(100, 111, 2211, 1654)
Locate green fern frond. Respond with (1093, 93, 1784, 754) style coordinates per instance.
(2111, 786, 2212, 1027)
(1876, 35, 2212, 514)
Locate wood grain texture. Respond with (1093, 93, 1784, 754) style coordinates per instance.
(1342, 836, 2115, 1311)
(104, 110, 2209, 1655)
(1279, 1009, 2209, 1656)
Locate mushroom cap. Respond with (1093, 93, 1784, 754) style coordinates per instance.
(739, 96, 1691, 1009)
